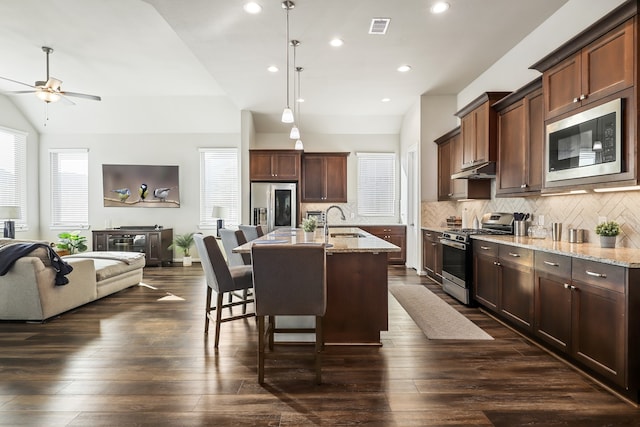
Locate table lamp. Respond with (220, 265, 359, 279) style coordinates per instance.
(212, 206, 228, 237)
(0, 206, 21, 239)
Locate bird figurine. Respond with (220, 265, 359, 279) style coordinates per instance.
(111, 188, 131, 202)
(153, 187, 171, 202)
(138, 184, 149, 201)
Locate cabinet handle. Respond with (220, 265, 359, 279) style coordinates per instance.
(573, 97, 579, 103)
(508, 252, 520, 257)
(431, 242, 437, 246)
(579, 94, 587, 101)
(520, 184, 528, 188)
(425, 233, 432, 237)
(480, 246, 491, 250)
(563, 283, 570, 289)
(493, 261, 501, 266)
(544, 261, 559, 267)
(570, 285, 577, 290)
(586, 270, 607, 278)
(447, 193, 454, 197)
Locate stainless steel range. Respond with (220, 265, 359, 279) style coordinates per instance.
(440, 212, 514, 305)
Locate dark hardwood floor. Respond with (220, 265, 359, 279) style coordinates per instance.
(1, 264, 639, 426)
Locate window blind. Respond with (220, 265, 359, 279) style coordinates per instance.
(199, 148, 239, 228)
(357, 152, 396, 216)
(50, 149, 89, 228)
(0, 126, 27, 229)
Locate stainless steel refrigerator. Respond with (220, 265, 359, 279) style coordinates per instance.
(250, 182, 297, 233)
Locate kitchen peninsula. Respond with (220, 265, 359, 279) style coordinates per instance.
(234, 227, 400, 345)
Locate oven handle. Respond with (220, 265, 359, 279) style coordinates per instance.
(440, 239, 467, 251)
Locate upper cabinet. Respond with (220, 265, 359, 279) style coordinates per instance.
(250, 150, 301, 181)
(539, 19, 634, 120)
(455, 92, 510, 170)
(435, 127, 490, 201)
(495, 79, 544, 197)
(301, 152, 349, 202)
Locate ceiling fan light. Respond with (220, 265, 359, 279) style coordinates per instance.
(290, 125, 300, 139)
(294, 139, 304, 150)
(36, 90, 60, 103)
(281, 108, 294, 123)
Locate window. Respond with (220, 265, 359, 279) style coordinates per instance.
(357, 152, 396, 216)
(0, 126, 27, 230)
(200, 148, 239, 229)
(50, 149, 89, 228)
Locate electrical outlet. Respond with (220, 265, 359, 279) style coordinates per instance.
(598, 216, 607, 224)
(538, 215, 545, 226)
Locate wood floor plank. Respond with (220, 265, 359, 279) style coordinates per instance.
(0, 264, 638, 426)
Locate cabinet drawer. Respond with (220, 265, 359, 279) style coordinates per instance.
(535, 251, 571, 277)
(499, 245, 533, 266)
(473, 240, 499, 257)
(572, 258, 625, 293)
(364, 225, 404, 236)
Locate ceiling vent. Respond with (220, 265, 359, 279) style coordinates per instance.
(369, 18, 390, 35)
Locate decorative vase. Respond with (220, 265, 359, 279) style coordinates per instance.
(304, 231, 315, 242)
(599, 235, 617, 248)
(182, 256, 193, 267)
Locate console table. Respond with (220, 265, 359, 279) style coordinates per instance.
(92, 227, 173, 266)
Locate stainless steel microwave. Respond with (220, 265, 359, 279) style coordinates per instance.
(545, 98, 622, 183)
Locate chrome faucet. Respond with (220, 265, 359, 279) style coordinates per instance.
(324, 205, 346, 241)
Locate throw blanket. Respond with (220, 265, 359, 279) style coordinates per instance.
(64, 251, 144, 265)
(0, 243, 73, 285)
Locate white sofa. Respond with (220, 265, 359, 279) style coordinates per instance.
(0, 239, 145, 321)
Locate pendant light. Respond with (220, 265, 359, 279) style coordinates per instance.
(281, 1, 295, 123)
(294, 66, 304, 150)
(289, 39, 300, 140)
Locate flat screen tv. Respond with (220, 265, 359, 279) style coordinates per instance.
(102, 164, 180, 208)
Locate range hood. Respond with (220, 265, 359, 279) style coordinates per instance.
(451, 161, 496, 179)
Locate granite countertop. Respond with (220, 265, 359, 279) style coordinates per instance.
(421, 226, 449, 233)
(472, 234, 640, 268)
(233, 227, 401, 254)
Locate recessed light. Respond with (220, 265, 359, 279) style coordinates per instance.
(267, 65, 279, 73)
(381, 98, 391, 103)
(397, 65, 411, 72)
(297, 97, 305, 103)
(430, 2, 450, 14)
(243, 2, 262, 14)
(329, 38, 344, 47)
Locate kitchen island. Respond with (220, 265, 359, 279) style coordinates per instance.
(234, 227, 400, 345)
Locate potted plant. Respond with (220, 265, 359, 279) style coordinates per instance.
(169, 232, 195, 266)
(56, 231, 88, 255)
(302, 217, 317, 241)
(595, 220, 620, 248)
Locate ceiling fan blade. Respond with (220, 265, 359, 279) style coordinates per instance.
(45, 77, 62, 91)
(60, 91, 101, 101)
(5, 90, 37, 94)
(58, 94, 76, 106)
(0, 76, 36, 89)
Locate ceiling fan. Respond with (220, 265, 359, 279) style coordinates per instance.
(0, 46, 101, 104)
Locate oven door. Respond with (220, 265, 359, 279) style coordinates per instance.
(440, 238, 471, 304)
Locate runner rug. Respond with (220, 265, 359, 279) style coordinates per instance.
(389, 284, 493, 340)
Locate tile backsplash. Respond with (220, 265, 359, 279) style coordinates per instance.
(422, 188, 640, 248)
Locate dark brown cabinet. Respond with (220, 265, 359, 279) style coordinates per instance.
(92, 228, 173, 266)
(301, 153, 348, 202)
(361, 225, 406, 265)
(473, 240, 500, 310)
(250, 150, 301, 181)
(538, 19, 634, 120)
(495, 79, 544, 196)
(422, 229, 442, 283)
(455, 92, 509, 169)
(435, 127, 490, 201)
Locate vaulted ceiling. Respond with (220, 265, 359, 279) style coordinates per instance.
(0, 0, 569, 134)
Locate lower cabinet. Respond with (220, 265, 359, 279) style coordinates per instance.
(360, 226, 406, 265)
(475, 239, 636, 397)
(422, 229, 442, 283)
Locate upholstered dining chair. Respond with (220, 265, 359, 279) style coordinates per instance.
(250, 243, 327, 384)
(238, 224, 264, 242)
(219, 229, 251, 266)
(193, 234, 254, 348)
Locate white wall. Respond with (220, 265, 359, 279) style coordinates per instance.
(38, 132, 241, 252)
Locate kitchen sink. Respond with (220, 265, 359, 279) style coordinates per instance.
(330, 232, 366, 238)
